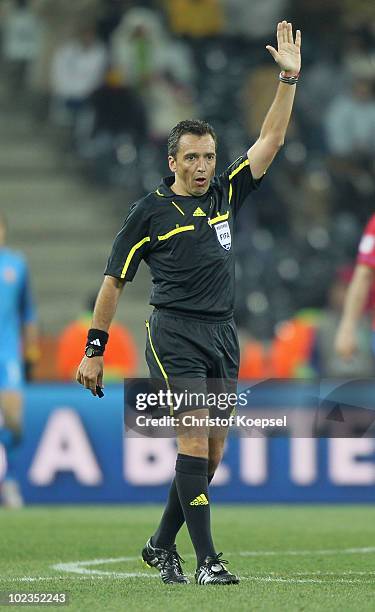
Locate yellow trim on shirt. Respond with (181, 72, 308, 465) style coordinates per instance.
(120, 236, 150, 279)
(208, 211, 229, 226)
(228, 158, 250, 181)
(171, 201, 185, 216)
(228, 158, 250, 203)
(158, 225, 194, 241)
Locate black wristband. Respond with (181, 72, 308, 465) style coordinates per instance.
(279, 71, 299, 85)
(85, 328, 109, 356)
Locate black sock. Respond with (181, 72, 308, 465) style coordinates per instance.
(175, 453, 216, 567)
(152, 471, 215, 549)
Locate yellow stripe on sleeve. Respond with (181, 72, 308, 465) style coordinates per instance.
(120, 236, 150, 279)
(228, 158, 250, 203)
(228, 158, 250, 181)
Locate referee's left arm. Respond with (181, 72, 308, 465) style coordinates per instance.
(247, 21, 301, 179)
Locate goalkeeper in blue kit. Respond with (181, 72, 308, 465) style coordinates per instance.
(0, 213, 38, 507)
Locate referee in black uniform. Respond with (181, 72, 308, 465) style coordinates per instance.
(77, 21, 301, 585)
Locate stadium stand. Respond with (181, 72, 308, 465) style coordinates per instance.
(1, 0, 375, 377)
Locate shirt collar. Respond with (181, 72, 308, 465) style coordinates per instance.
(156, 175, 212, 200)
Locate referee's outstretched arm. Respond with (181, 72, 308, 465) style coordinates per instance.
(247, 21, 301, 180)
(76, 276, 124, 395)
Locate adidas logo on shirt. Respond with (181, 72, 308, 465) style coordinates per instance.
(190, 493, 209, 506)
(90, 339, 101, 346)
(193, 207, 206, 217)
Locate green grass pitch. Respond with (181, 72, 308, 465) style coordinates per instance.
(1, 505, 375, 611)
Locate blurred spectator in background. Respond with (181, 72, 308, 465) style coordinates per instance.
(111, 8, 195, 92)
(111, 7, 197, 143)
(89, 68, 147, 141)
(96, 0, 128, 43)
(76, 67, 148, 169)
(335, 215, 375, 364)
(296, 59, 347, 154)
(0, 0, 41, 100)
(222, 0, 287, 43)
(163, 0, 224, 39)
(342, 26, 375, 80)
(342, 0, 375, 30)
(325, 76, 375, 222)
(50, 25, 107, 127)
(325, 78, 375, 158)
(238, 311, 319, 379)
(288, 0, 342, 59)
(244, 65, 283, 139)
(0, 213, 38, 507)
(271, 311, 319, 378)
(30, 0, 103, 116)
(57, 293, 138, 381)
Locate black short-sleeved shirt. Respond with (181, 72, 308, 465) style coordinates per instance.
(104, 154, 262, 320)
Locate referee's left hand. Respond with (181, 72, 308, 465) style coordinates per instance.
(76, 356, 103, 396)
(266, 21, 301, 75)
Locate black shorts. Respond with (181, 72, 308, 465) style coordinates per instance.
(145, 309, 240, 417)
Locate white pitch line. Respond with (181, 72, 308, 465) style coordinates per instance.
(3, 547, 375, 586)
(52, 546, 375, 574)
(2, 569, 375, 586)
(0, 575, 157, 583)
(56, 556, 138, 567)
(53, 556, 141, 573)
(293, 570, 375, 576)
(2, 573, 375, 586)
(244, 575, 373, 584)
(51, 547, 375, 579)
(238, 547, 375, 557)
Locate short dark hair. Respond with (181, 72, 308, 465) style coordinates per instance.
(168, 119, 217, 158)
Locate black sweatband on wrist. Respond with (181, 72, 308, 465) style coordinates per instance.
(86, 328, 109, 356)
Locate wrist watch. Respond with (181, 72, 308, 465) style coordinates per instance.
(85, 345, 103, 358)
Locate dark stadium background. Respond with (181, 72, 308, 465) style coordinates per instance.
(1, 0, 375, 497)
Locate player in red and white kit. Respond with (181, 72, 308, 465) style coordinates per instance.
(335, 214, 375, 359)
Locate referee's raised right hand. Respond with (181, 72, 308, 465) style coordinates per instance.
(76, 356, 104, 396)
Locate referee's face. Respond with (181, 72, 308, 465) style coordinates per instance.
(168, 133, 216, 197)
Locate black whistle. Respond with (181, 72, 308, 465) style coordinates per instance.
(96, 385, 104, 398)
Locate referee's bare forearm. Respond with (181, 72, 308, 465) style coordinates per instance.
(92, 275, 125, 332)
(258, 81, 297, 147)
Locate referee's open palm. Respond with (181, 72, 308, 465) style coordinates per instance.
(266, 21, 301, 75)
